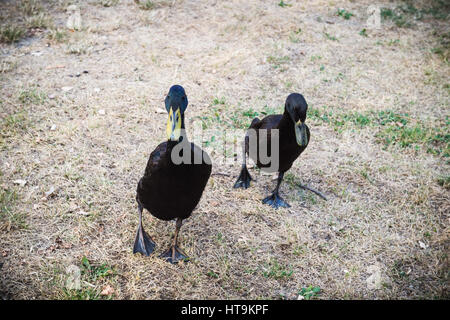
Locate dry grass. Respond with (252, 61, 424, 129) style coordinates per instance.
(0, 0, 448, 300)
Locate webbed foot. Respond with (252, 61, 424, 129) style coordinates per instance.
(262, 192, 291, 209)
(160, 245, 189, 264)
(133, 227, 156, 256)
(233, 165, 253, 189)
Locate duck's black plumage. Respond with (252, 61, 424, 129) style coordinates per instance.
(133, 85, 211, 263)
(136, 141, 211, 221)
(234, 93, 310, 208)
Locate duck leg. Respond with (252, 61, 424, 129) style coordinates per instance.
(160, 218, 189, 264)
(262, 172, 291, 209)
(234, 164, 253, 189)
(133, 202, 156, 256)
(233, 135, 253, 189)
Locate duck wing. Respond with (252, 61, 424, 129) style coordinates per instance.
(143, 141, 168, 178)
(256, 114, 283, 130)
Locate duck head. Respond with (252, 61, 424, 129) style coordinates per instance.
(165, 85, 188, 141)
(285, 93, 308, 147)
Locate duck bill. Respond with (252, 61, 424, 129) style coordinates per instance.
(166, 107, 182, 141)
(295, 120, 308, 146)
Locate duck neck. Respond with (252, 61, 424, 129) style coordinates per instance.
(278, 110, 296, 142)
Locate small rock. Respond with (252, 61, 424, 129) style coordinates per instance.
(50, 124, 57, 131)
(418, 241, 428, 249)
(98, 109, 106, 115)
(62, 86, 73, 92)
(94, 88, 101, 93)
(155, 107, 166, 114)
(13, 179, 27, 187)
(65, 265, 81, 290)
(44, 186, 55, 198)
(77, 210, 89, 216)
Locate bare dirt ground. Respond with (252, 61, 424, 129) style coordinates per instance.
(0, 0, 448, 299)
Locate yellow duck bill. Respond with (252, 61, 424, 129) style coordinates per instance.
(166, 107, 182, 141)
(295, 120, 308, 146)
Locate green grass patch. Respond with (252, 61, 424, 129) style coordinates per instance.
(437, 175, 450, 189)
(260, 105, 279, 116)
(194, 100, 281, 130)
(262, 259, 293, 279)
(267, 55, 290, 71)
(47, 28, 68, 43)
(323, 32, 337, 41)
(100, 0, 120, 7)
(309, 107, 449, 157)
(81, 256, 114, 281)
(431, 30, 449, 63)
(1, 112, 30, 146)
(289, 29, 301, 43)
(2, 112, 29, 133)
(337, 9, 354, 20)
(18, 88, 47, 105)
(212, 96, 226, 105)
(26, 13, 53, 29)
(380, 0, 449, 28)
(376, 122, 450, 157)
(298, 286, 321, 300)
(278, 1, 292, 8)
(0, 26, 26, 44)
(230, 108, 260, 129)
(138, 0, 155, 10)
(206, 270, 219, 278)
(0, 188, 27, 230)
(63, 287, 101, 300)
(62, 256, 116, 300)
(19, 0, 43, 16)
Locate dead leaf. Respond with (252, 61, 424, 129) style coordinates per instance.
(101, 285, 115, 296)
(55, 237, 73, 250)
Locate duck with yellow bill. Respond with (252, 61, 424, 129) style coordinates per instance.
(134, 85, 212, 263)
